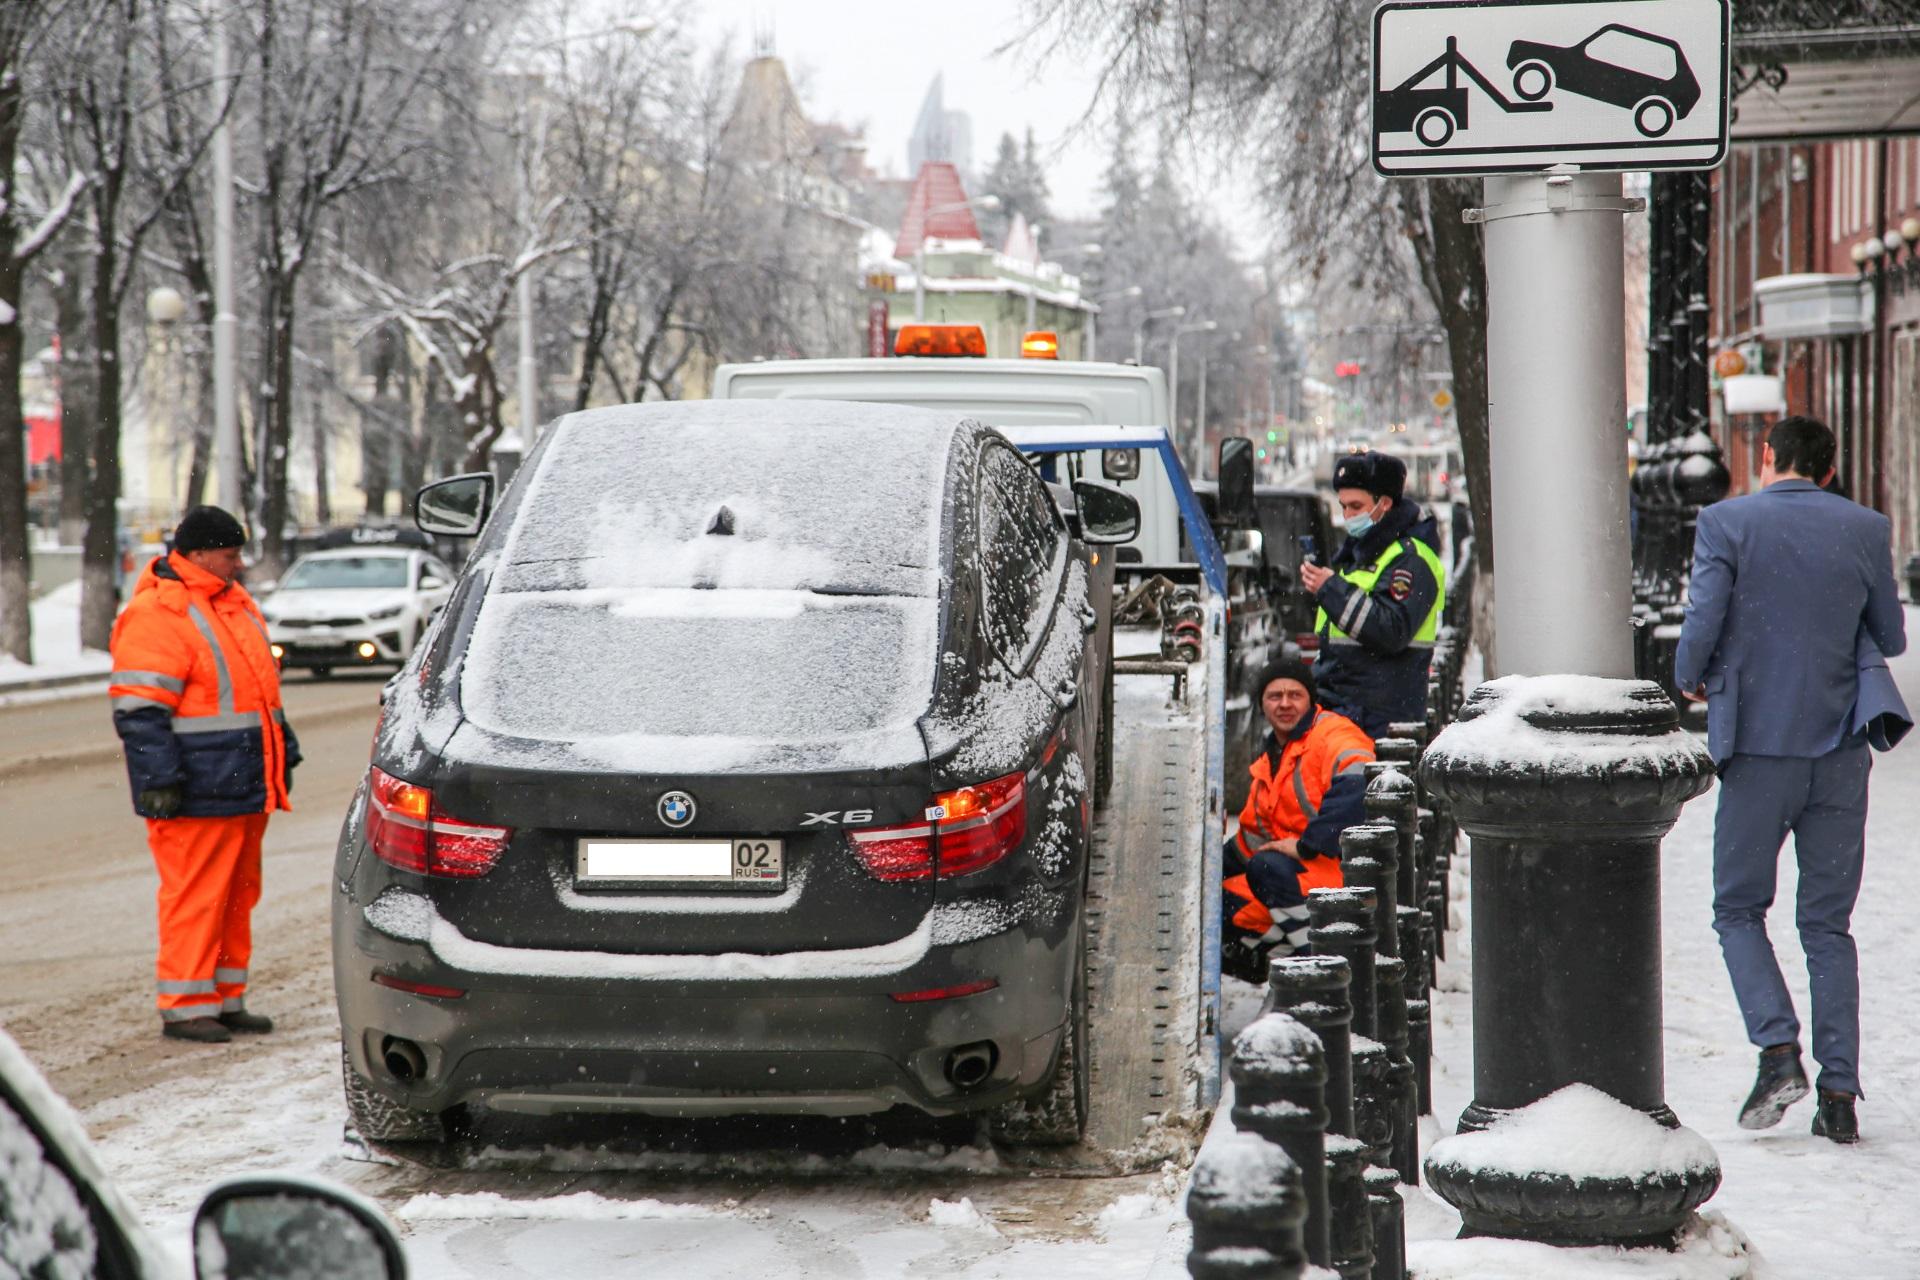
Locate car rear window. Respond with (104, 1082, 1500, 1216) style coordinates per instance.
(458, 403, 960, 759)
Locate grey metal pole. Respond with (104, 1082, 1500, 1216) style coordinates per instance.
(1169, 330, 1182, 441)
(1480, 173, 1636, 677)
(211, 0, 241, 518)
(1197, 347, 1210, 460)
(915, 242, 926, 322)
(1087, 308, 1097, 361)
(517, 102, 547, 444)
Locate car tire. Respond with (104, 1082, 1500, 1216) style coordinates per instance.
(1634, 97, 1675, 138)
(342, 1045, 446, 1144)
(1413, 107, 1455, 148)
(1511, 61, 1552, 101)
(989, 917, 1089, 1148)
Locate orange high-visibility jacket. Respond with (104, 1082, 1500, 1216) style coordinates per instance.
(109, 552, 298, 818)
(1233, 708, 1375, 894)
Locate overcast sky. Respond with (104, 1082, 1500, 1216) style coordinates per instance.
(687, 0, 1158, 226)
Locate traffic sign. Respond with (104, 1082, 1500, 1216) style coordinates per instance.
(1371, 0, 1729, 177)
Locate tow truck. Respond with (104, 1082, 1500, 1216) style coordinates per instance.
(712, 327, 1268, 1163)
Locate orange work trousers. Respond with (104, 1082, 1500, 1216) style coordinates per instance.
(147, 812, 269, 1022)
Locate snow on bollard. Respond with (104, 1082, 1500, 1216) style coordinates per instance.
(1306, 888, 1377, 1040)
(1424, 1084, 1721, 1247)
(1262, 956, 1375, 1280)
(1230, 1013, 1331, 1269)
(1362, 1164, 1407, 1280)
(1420, 675, 1720, 1247)
(1338, 824, 1400, 962)
(1185, 1130, 1309, 1279)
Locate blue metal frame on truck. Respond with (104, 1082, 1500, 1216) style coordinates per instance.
(998, 422, 1229, 1104)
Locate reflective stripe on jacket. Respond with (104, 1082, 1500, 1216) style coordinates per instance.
(1311, 502, 1447, 735)
(109, 552, 299, 818)
(1223, 708, 1375, 934)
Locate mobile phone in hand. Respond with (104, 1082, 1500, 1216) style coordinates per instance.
(1297, 534, 1319, 565)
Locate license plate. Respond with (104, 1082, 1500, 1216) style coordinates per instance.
(576, 838, 784, 888)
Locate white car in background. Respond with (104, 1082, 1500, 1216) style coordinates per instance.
(262, 546, 455, 677)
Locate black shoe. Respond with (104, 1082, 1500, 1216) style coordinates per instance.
(1812, 1090, 1860, 1144)
(218, 1009, 273, 1034)
(1737, 1045, 1809, 1130)
(162, 1017, 232, 1044)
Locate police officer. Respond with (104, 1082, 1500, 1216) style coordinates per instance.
(1299, 451, 1446, 737)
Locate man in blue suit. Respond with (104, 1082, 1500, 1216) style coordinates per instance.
(1676, 415, 1907, 1145)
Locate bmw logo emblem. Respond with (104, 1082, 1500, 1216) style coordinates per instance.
(657, 790, 696, 829)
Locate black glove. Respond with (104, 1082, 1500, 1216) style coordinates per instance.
(284, 762, 295, 796)
(139, 786, 185, 819)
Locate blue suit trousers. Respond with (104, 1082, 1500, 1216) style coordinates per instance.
(1711, 746, 1871, 1095)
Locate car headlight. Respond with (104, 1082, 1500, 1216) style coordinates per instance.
(367, 604, 405, 620)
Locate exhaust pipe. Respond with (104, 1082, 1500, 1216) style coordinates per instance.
(944, 1041, 998, 1090)
(381, 1036, 427, 1084)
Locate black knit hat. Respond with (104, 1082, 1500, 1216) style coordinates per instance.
(172, 505, 247, 552)
(1253, 657, 1317, 708)
(1331, 450, 1407, 501)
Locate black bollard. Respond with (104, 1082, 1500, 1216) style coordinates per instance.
(1421, 677, 1721, 1245)
(1350, 1036, 1393, 1169)
(1264, 955, 1356, 1138)
(1186, 1130, 1307, 1280)
(1406, 995, 1433, 1119)
(1338, 823, 1400, 962)
(1364, 1165, 1407, 1280)
(1307, 887, 1377, 1040)
(1374, 954, 1418, 1185)
(1325, 1134, 1376, 1280)
(1363, 766, 1421, 933)
(1231, 1013, 1331, 1270)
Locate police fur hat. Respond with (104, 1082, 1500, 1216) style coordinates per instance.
(172, 505, 247, 552)
(1253, 657, 1318, 708)
(1331, 450, 1407, 502)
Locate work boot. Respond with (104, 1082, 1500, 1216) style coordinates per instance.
(1737, 1043, 1809, 1130)
(162, 1017, 232, 1044)
(1812, 1090, 1860, 1144)
(218, 1009, 273, 1034)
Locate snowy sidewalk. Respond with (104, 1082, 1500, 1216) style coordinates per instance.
(1216, 606, 1920, 1278)
(0, 580, 114, 699)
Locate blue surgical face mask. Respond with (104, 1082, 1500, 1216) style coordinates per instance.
(1344, 502, 1380, 538)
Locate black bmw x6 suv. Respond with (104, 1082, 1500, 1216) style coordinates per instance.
(333, 400, 1134, 1147)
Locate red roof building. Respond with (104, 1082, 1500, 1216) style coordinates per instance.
(892, 162, 983, 261)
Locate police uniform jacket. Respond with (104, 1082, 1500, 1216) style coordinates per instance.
(1311, 499, 1445, 736)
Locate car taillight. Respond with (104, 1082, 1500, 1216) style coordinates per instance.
(366, 766, 512, 878)
(848, 771, 1028, 882)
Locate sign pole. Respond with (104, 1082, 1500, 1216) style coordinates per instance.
(1476, 171, 1639, 677)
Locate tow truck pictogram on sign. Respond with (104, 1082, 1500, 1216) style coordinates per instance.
(1371, 0, 1728, 177)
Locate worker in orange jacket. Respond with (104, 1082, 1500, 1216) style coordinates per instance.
(109, 506, 299, 1043)
(1222, 658, 1375, 983)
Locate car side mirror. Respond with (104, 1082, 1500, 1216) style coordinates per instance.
(414, 473, 493, 538)
(419, 575, 448, 591)
(1217, 437, 1255, 527)
(1071, 481, 1141, 545)
(194, 1178, 407, 1280)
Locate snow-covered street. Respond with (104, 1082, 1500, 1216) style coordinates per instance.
(3, 613, 1907, 1277)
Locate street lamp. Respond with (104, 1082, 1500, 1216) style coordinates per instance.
(1086, 277, 1138, 363)
(914, 194, 999, 321)
(1134, 304, 1185, 366)
(517, 19, 657, 449)
(1170, 319, 1217, 468)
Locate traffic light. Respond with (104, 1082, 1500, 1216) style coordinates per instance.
(1266, 429, 1278, 442)
(1256, 448, 1268, 460)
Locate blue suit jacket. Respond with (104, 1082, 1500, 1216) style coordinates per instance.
(1674, 479, 1907, 764)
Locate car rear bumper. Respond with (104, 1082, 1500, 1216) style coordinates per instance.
(333, 894, 1073, 1119)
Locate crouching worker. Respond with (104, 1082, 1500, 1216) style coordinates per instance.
(1221, 659, 1375, 984)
